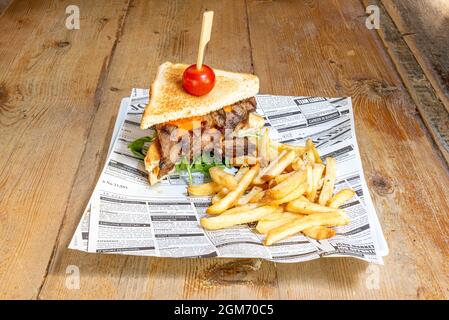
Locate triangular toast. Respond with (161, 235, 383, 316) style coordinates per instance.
(140, 62, 259, 129)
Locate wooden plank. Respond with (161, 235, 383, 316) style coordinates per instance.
(39, 0, 280, 299)
(247, 0, 449, 299)
(0, 0, 131, 299)
(0, 0, 12, 15)
(381, 0, 449, 114)
(364, 0, 449, 168)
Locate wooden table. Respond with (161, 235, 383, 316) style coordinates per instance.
(1, 0, 448, 300)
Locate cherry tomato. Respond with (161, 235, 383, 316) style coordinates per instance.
(182, 64, 215, 96)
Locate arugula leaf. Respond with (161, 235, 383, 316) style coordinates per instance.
(176, 156, 193, 184)
(128, 136, 154, 160)
(175, 154, 231, 185)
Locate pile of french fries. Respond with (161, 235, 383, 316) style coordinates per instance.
(187, 133, 355, 246)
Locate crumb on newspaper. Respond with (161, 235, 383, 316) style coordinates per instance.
(190, 137, 355, 246)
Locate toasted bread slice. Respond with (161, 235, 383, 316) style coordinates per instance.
(140, 62, 259, 129)
(144, 137, 163, 185)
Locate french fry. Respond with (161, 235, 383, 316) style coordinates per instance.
(264, 212, 349, 245)
(220, 203, 263, 215)
(327, 188, 355, 208)
(213, 166, 251, 203)
(268, 179, 277, 189)
(206, 163, 260, 214)
(306, 138, 322, 164)
(303, 150, 315, 165)
(258, 212, 283, 222)
(187, 182, 221, 196)
(273, 172, 295, 185)
(305, 164, 313, 194)
(234, 166, 250, 181)
(257, 218, 296, 234)
(315, 189, 321, 202)
(306, 163, 325, 201)
(267, 144, 280, 162)
(302, 226, 336, 240)
(258, 182, 270, 190)
(286, 196, 345, 215)
(212, 168, 252, 204)
(291, 157, 305, 171)
(317, 177, 324, 190)
(272, 141, 307, 157)
(253, 150, 287, 185)
(312, 146, 322, 164)
(267, 170, 306, 199)
(305, 138, 314, 150)
(211, 189, 227, 204)
(263, 182, 307, 205)
(209, 167, 238, 191)
(318, 157, 337, 205)
(249, 190, 265, 203)
(261, 150, 296, 180)
(258, 128, 270, 167)
(237, 186, 264, 206)
(268, 173, 291, 188)
(256, 214, 302, 234)
(201, 205, 279, 230)
(261, 211, 303, 221)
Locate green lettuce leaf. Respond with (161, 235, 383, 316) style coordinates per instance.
(176, 154, 231, 185)
(128, 136, 154, 160)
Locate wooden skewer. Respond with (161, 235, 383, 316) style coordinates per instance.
(196, 11, 214, 69)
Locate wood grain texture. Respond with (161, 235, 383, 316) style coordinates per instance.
(0, 0, 131, 299)
(0, 0, 12, 15)
(363, 0, 449, 166)
(38, 0, 279, 300)
(247, 0, 448, 299)
(0, 0, 448, 300)
(381, 0, 449, 113)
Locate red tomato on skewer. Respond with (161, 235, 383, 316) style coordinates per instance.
(182, 64, 215, 96)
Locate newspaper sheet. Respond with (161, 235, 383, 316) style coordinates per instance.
(69, 89, 388, 264)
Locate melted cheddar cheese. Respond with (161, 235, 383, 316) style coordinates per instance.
(163, 106, 233, 130)
(164, 116, 204, 131)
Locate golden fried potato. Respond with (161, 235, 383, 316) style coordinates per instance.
(266, 170, 306, 199)
(206, 163, 260, 214)
(286, 196, 345, 215)
(209, 167, 238, 191)
(188, 182, 221, 196)
(264, 212, 349, 245)
(327, 188, 356, 208)
(302, 226, 336, 240)
(201, 205, 279, 230)
(318, 157, 336, 205)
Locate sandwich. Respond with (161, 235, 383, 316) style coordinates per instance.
(139, 62, 264, 185)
